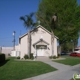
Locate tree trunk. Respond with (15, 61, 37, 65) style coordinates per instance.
(57, 45, 61, 54)
(28, 31, 31, 58)
(51, 31, 54, 57)
(72, 42, 74, 52)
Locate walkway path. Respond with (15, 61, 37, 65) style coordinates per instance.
(23, 57, 80, 80)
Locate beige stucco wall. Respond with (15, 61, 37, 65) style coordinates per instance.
(31, 27, 52, 57)
(19, 25, 58, 58)
(1, 47, 13, 54)
(15, 44, 20, 51)
(20, 35, 28, 58)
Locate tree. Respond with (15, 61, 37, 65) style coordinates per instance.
(20, 12, 36, 58)
(36, 0, 80, 52)
(50, 14, 58, 56)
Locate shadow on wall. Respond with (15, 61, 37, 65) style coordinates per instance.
(0, 59, 10, 67)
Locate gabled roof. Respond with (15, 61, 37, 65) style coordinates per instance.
(33, 39, 49, 46)
(19, 25, 58, 39)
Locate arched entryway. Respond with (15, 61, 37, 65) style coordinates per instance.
(36, 45, 47, 56)
(33, 39, 49, 57)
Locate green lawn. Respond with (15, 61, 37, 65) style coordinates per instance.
(0, 57, 57, 80)
(53, 56, 80, 66)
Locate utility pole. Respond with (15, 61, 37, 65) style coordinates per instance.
(12, 31, 16, 50)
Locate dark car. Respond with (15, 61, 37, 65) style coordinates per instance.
(61, 51, 67, 55)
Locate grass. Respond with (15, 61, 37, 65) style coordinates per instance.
(53, 56, 80, 66)
(0, 57, 57, 80)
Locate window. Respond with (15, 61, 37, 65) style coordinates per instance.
(36, 45, 47, 49)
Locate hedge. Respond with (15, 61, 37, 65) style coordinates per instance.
(0, 54, 5, 62)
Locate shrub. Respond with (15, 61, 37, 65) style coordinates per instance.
(17, 56, 20, 59)
(0, 54, 5, 62)
(53, 55, 57, 59)
(49, 56, 57, 59)
(56, 56, 59, 58)
(30, 53, 34, 59)
(24, 54, 29, 59)
(8, 53, 11, 56)
(49, 56, 53, 59)
(58, 54, 61, 57)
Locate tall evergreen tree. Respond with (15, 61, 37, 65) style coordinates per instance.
(36, 0, 80, 52)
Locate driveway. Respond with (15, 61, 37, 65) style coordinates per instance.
(23, 57, 80, 80)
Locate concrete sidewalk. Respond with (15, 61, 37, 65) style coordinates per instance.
(23, 68, 79, 80)
(23, 57, 80, 80)
(36, 57, 71, 71)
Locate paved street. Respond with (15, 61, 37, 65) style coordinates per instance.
(23, 57, 80, 80)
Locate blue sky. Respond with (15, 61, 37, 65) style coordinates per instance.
(0, 0, 40, 47)
(0, 0, 80, 47)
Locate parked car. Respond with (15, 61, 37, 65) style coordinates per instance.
(70, 52, 77, 57)
(77, 53, 80, 57)
(70, 48, 80, 57)
(61, 51, 67, 55)
(70, 52, 80, 57)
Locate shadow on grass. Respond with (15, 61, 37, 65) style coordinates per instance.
(0, 59, 10, 67)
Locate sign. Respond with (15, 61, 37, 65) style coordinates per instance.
(73, 73, 80, 80)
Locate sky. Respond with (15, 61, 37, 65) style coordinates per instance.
(0, 0, 80, 47)
(0, 0, 40, 47)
